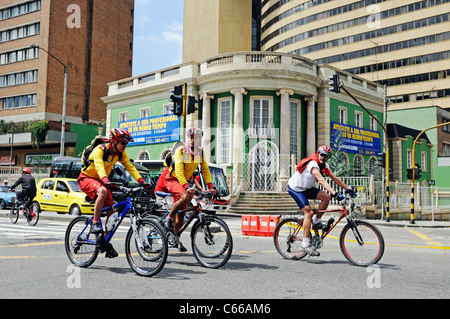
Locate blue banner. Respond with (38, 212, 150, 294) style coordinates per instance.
(331, 122, 382, 156)
(118, 114, 180, 145)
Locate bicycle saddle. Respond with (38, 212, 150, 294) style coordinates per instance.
(155, 191, 171, 197)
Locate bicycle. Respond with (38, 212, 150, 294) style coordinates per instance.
(65, 183, 168, 277)
(10, 197, 39, 226)
(273, 192, 384, 266)
(152, 190, 233, 269)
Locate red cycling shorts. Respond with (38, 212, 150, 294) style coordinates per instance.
(155, 167, 187, 206)
(77, 173, 114, 207)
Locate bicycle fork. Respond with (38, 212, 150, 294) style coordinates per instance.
(347, 218, 364, 246)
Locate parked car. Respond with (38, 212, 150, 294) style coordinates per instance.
(0, 185, 16, 210)
(33, 178, 94, 215)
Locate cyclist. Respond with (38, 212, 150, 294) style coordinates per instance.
(10, 168, 37, 209)
(288, 146, 354, 256)
(77, 128, 147, 258)
(155, 127, 216, 251)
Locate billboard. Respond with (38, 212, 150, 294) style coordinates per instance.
(118, 114, 180, 146)
(331, 121, 382, 156)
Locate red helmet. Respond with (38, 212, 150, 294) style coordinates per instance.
(110, 128, 134, 143)
(187, 127, 203, 137)
(22, 168, 32, 174)
(317, 145, 332, 157)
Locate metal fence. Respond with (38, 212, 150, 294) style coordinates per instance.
(0, 166, 50, 186)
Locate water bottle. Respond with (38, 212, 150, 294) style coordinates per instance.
(106, 212, 118, 232)
(322, 215, 335, 233)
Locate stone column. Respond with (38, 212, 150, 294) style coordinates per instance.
(230, 88, 247, 182)
(305, 95, 317, 156)
(200, 93, 214, 162)
(277, 89, 294, 190)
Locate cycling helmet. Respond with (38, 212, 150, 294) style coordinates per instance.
(187, 127, 203, 137)
(317, 145, 332, 157)
(22, 168, 32, 174)
(110, 128, 134, 143)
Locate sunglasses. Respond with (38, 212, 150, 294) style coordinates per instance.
(118, 141, 128, 146)
(319, 153, 330, 159)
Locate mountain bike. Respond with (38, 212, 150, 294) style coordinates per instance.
(65, 183, 168, 277)
(273, 193, 384, 266)
(151, 190, 233, 269)
(10, 197, 39, 226)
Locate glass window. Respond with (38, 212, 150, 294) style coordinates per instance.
(219, 99, 232, 165)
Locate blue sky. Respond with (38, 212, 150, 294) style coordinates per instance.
(132, 0, 184, 76)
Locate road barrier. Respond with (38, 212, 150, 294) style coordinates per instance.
(241, 215, 280, 237)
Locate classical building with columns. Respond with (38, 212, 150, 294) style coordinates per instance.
(102, 51, 384, 192)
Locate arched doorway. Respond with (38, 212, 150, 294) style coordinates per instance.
(248, 140, 280, 191)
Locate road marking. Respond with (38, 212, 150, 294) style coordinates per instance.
(407, 229, 443, 246)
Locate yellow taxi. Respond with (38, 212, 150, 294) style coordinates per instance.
(33, 178, 94, 215)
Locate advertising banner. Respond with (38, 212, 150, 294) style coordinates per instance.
(118, 114, 180, 146)
(331, 121, 382, 156)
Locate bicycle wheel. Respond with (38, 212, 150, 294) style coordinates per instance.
(65, 216, 98, 268)
(26, 203, 39, 226)
(339, 220, 385, 266)
(191, 216, 233, 269)
(9, 205, 19, 224)
(273, 217, 307, 260)
(125, 218, 168, 277)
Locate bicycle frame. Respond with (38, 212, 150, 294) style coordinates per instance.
(311, 207, 348, 239)
(76, 199, 130, 245)
(154, 198, 204, 237)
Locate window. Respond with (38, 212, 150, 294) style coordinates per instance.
(140, 108, 150, 118)
(139, 151, 150, 160)
(355, 111, 363, 128)
(218, 98, 232, 165)
(406, 149, 412, 169)
(370, 117, 377, 131)
(338, 106, 347, 124)
(290, 100, 300, 159)
(163, 103, 172, 115)
(251, 97, 272, 136)
(56, 181, 69, 193)
(421, 152, 427, 172)
(119, 112, 128, 122)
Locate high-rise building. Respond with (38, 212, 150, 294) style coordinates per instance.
(0, 0, 134, 163)
(183, 0, 253, 63)
(259, 0, 450, 111)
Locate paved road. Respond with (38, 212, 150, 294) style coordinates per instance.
(0, 212, 449, 302)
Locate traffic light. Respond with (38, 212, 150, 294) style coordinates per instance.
(187, 95, 198, 114)
(415, 164, 422, 180)
(377, 152, 385, 167)
(328, 74, 340, 93)
(406, 168, 413, 180)
(170, 85, 183, 116)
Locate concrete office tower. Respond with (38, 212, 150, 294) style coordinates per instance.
(183, 0, 253, 63)
(260, 0, 450, 111)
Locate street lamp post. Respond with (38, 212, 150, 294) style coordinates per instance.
(31, 44, 67, 157)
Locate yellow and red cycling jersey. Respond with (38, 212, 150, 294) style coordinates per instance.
(81, 143, 142, 182)
(168, 144, 213, 189)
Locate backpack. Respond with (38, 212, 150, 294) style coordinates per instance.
(296, 158, 314, 174)
(296, 153, 331, 176)
(81, 137, 122, 170)
(164, 141, 184, 170)
(164, 141, 204, 174)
